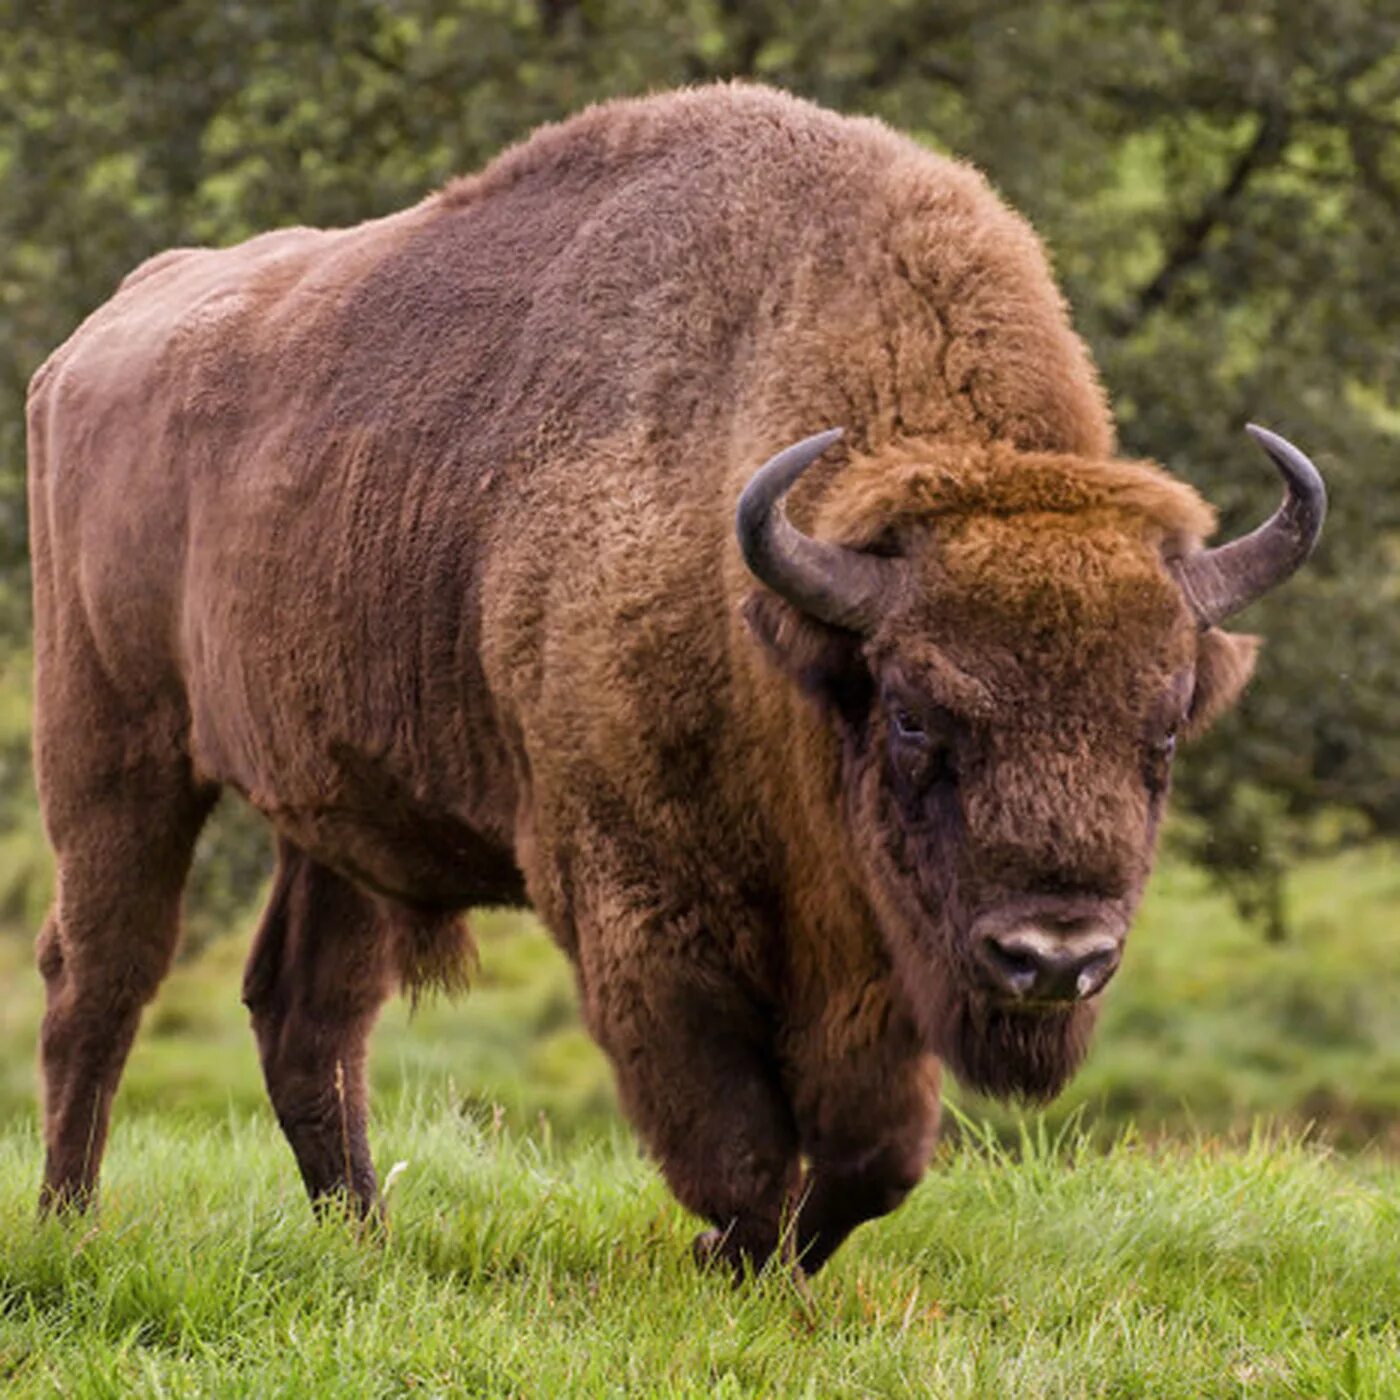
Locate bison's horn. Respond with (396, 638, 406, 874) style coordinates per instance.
(736, 429, 897, 632)
(1172, 424, 1326, 628)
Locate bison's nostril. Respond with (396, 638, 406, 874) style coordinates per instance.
(978, 927, 1121, 1003)
(981, 940, 1040, 998)
(1073, 949, 1118, 999)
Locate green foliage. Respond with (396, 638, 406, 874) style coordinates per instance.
(0, 650, 45, 930)
(1, 2, 1397, 925)
(0, 1113, 1395, 1395)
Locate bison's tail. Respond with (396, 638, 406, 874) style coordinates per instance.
(392, 908, 479, 1009)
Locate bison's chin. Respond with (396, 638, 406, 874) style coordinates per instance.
(936, 994, 1099, 1104)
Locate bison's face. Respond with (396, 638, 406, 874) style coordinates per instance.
(739, 428, 1323, 1100)
(833, 522, 1258, 1101)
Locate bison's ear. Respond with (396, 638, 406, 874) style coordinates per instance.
(1183, 629, 1260, 739)
(742, 592, 873, 721)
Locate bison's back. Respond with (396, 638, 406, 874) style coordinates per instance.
(27, 221, 378, 675)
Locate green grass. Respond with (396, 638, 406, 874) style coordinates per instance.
(0, 1114, 1396, 1396)
(3, 847, 1399, 1394)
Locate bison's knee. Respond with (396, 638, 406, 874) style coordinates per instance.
(824, 1148, 925, 1220)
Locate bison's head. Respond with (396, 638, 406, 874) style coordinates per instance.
(738, 427, 1324, 1101)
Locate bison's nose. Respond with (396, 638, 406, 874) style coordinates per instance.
(977, 926, 1122, 1003)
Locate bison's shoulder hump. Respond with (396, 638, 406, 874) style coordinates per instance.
(437, 81, 935, 210)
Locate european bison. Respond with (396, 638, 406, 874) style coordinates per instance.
(27, 84, 1323, 1273)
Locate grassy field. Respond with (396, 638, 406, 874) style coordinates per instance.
(1, 846, 1398, 1395)
(0, 1116, 1396, 1396)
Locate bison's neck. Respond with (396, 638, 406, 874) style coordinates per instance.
(725, 665, 895, 1015)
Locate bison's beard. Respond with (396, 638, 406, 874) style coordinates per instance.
(935, 993, 1098, 1103)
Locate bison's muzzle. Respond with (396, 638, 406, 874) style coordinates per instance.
(971, 898, 1126, 1005)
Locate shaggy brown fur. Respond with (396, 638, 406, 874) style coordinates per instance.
(28, 84, 1261, 1269)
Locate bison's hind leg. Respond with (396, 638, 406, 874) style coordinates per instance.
(36, 760, 216, 1213)
(243, 842, 466, 1215)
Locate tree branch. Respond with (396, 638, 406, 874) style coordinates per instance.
(536, 0, 583, 40)
(1112, 104, 1292, 336)
(715, 0, 764, 75)
(860, 1, 1033, 94)
(1344, 110, 1400, 216)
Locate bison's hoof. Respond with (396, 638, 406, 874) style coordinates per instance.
(692, 1228, 816, 1305)
(693, 1226, 765, 1284)
(692, 1226, 796, 1280)
(692, 1228, 734, 1274)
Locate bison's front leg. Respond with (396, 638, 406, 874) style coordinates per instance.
(579, 933, 802, 1276)
(786, 994, 942, 1273)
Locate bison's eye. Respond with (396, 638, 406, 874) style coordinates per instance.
(1144, 728, 1178, 794)
(892, 707, 928, 744)
(1149, 728, 1178, 764)
(885, 697, 956, 801)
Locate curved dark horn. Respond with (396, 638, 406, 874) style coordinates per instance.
(1172, 424, 1327, 628)
(736, 429, 898, 631)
